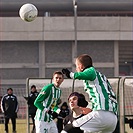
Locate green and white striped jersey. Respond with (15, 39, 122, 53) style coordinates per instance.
(34, 83, 62, 122)
(73, 67, 117, 114)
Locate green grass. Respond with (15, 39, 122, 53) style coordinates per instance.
(0, 119, 30, 133)
(0, 119, 132, 133)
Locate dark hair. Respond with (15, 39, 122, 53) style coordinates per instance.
(7, 88, 13, 91)
(53, 71, 64, 78)
(31, 85, 36, 89)
(68, 92, 88, 107)
(77, 54, 92, 68)
(68, 92, 82, 100)
(61, 102, 68, 108)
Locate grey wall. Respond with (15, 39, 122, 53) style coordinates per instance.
(0, 16, 132, 88)
(0, 17, 132, 41)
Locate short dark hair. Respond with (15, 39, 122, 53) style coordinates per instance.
(68, 92, 88, 107)
(52, 71, 64, 78)
(77, 54, 92, 68)
(7, 88, 13, 91)
(31, 85, 36, 89)
(68, 92, 84, 100)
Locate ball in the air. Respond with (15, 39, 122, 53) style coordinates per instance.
(19, 3, 38, 22)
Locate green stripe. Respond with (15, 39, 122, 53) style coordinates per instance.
(35, 84, 62, 121)
(96, 71, 109, 110)
(46, 87, 53, 108)
(37, 110, 42, 120)
(44, 113, 47, 121)
(85, 80, 101, 110)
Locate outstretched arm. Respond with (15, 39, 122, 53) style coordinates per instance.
(62, 67, 96, 81)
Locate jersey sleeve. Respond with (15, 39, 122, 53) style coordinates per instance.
(34, 85, 51, 111)
(1, 96, 5, 113)
(74, 67, 96, 81)
(14, 95, 19, 113)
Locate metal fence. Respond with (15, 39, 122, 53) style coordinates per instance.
(0, 76, 133, 133)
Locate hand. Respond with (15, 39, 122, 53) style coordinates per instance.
(62, 68, 71, 78)
(48, 110, 58, 119)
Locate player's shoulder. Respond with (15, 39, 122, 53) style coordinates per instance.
(64, 113, 73, 125)
(85, 66, 95, 71)
(46, 83, 53, 88)
(1, 94, 7, 101)
(85, 67, 96, 80)
(41, 83, 53, 92)
(12, 94, 18, 99)
(66, 113, 73, 121)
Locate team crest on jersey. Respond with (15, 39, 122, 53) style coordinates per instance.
(53, 98, 57, 100)
(51, 98, 58, 109)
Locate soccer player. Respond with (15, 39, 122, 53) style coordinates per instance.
(34, 71, 64, 133)
(61, 92, 91, 133)
(62, 54, 118, 133)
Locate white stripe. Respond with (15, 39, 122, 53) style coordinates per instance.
(0, 96, 4, 113)
(70, 72, 74, 79)
(94, 76, 105, 110)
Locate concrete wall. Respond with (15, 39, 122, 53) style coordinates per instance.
(0, 16, 132, 88)
(0, 17, 132, 40)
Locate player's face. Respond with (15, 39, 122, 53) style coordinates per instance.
(53, 74, 64, 87)
(75, 59, 83, 72)
(68, 96, 79, 110)
(7, 90, 13, 95)
(31, 87, 36, 92)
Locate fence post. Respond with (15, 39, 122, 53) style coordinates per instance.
(119, 77, 125, 133)
(26, 78, 30, 133)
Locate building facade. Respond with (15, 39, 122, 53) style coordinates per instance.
(0, 0, 133, 89)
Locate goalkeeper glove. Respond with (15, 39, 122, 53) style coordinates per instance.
(62, 68, 71, 78)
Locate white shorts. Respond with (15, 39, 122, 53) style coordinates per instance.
(73, 110, 117, 133)
(35, 120, 58, 133)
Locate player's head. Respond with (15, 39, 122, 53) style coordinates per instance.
(31, 85, 37, 92)
(75, 54, 92, 72)
(68, 92, 88, 110)
(61, 102, 68, 110)
(7, 88, 13, 95)
(52, 71, 64, 87)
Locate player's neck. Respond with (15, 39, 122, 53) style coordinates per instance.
(73, 108, 82, 118)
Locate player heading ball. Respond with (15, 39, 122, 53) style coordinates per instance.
(62, 54, 118, 133)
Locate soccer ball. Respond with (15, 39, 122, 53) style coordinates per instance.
(19, 3, 38, 22)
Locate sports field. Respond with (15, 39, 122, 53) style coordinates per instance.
(0, 119, 28, 133)
(0, 119, 132, 133)
(0, 77, 133, 133)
